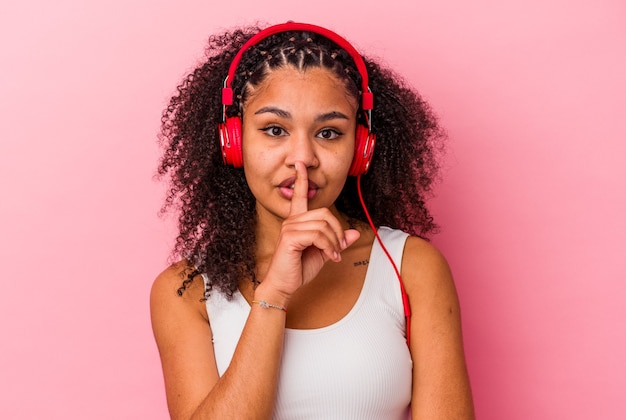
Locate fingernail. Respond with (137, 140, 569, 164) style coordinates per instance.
(342, 239, 347, 249)
(333, 251, 340, 260)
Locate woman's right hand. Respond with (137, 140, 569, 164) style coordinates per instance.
(257, 161, 360, 305)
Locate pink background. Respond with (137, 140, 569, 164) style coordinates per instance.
(1, 0, 624, 418)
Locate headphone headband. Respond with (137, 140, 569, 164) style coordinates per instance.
(221, 22, 373, 111)
(219, 22, 377, 175)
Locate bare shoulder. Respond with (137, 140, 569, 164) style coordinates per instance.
(150, 261, 210, 358)
(401, 236, 455, 296)
(403, 236, 449, 265)
(150, 260, 208, 321)
(151, 260, 202, 295)
(400, 235, 462, 339)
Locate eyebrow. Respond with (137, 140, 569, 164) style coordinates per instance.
(254, 106, 350, 122)
(315, 111, 350, 123)
(254, 106, 291, 119)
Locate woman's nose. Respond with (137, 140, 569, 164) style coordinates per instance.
(285, 132, 319, 168)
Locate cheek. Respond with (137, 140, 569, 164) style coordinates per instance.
(333, 140, 356, 174)
(242, 138, 267, 167)
(243, 148, 273, 192)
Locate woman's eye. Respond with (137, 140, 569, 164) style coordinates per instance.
(261, 126, 287, 137)
(317, 129, 341, 140)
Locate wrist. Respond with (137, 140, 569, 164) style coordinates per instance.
(252, 300, 287, 312)
(253, 282, 291, 310)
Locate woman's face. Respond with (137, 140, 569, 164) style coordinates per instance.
(242, 65, 358, 222)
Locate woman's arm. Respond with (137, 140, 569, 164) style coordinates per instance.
(403, 237, 475, 419)
(150, 263, 288, 419)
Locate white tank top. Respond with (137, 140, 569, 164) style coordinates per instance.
(204, 227, 413, 419)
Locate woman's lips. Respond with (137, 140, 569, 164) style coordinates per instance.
(278, 177, 319, 200)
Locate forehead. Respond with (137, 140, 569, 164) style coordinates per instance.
(243, 66, 358, 114)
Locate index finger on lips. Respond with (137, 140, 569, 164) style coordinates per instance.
(289, 161, 309, 216)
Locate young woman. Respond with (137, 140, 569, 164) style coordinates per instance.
(151, 22, 474, 419)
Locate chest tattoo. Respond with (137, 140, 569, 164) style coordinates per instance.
(353, 259, 369, 267)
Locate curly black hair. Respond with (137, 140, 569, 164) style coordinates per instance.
(157, 24, 445, 298)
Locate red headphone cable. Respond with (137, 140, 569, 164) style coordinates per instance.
(356, 175, 411, 346)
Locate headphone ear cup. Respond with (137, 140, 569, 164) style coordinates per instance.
(349, 124, 376, 176)
(219, 117, 244, 167)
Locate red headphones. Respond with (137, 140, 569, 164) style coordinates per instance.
(219, 22, 376, 176)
